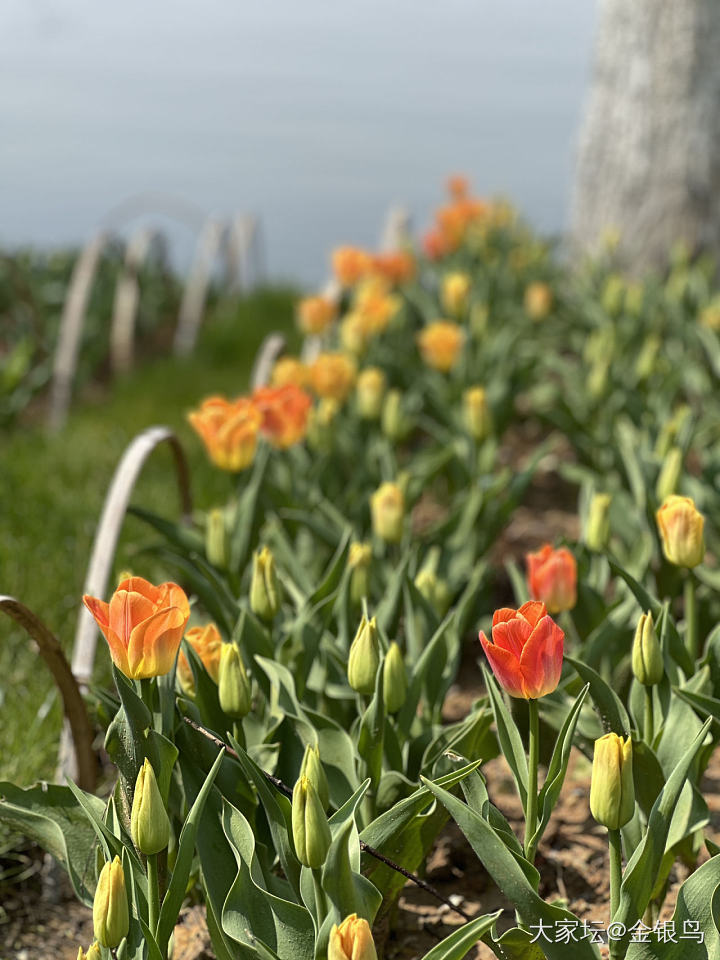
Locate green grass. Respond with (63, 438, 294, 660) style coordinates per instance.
(0, 287, 299, 786)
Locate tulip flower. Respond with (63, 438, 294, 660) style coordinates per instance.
(590, 733, 634, 831)
(177, 622, 223, 694)
(441, 272, 471, 316)
(383, 642, 407, 714)
(462, 386, 492, 442)
(585, 493, 612, 552)
(297, 295, 337, 335)
(526, 544, 577, 614)
(479, 601, 564, 701)
(347, 615, 380, 696)
(271, 355, 309, 389)
(205, 507, 229, 569)
(250, 546, 281, 622)
(218, 644, 252, 718)
(131, 758, 170, 855)
(93, 856, 129, 948)
(332, 247, 373, 288)
(632, 612, 663, 688)
(656, 495, 705, 568)
(417, 320, 464, 372)
(381, 389, 408, 441)
(292, 776, 331, 869)
(299, 744, 329, 811)
(309, 352, 357, 403)
(348, 541, 372, 605)
(252, 384, 312, 449)
(329, 914, 378, 960)
(77, 944, 102, 960)
(524, 282, 553, 320)
(370, 250, 415, 286)
(356, 367, 386, 420)
(83, 577, 190, 680)
(370, 482, 405, 544)
(187, 395, 262, 472)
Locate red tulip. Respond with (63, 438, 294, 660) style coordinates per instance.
(479, 601, 564, 699)
(526, 544, 577, 614)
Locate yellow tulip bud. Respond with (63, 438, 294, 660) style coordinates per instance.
(93, 856, 129, 948)
(590, 734, 635, 830)
(655, 447, 682, 504)
(299, 744, 329, 811)
(356, 367, 386, 420)
(441, 272, 471, 317)
(307, 397, 340, 452)
(462, 386, 492, 442)
(218, 643, 252, 718)
(131, 758, 170, 855)
(632, 612, 664, 687)
(205, 508, 228, 569)
(292, 776, 331, 869)
(348, 541, 372, 606)
(347, 615, 380, 695)
(585, 493, 612, 552)
(656, 495, 705, 568)
(77, 945, 102, 960)
(524, 282, 552, 320)
(381, 389, 407, 441)
(250, 546, 281, 621)
(370, 482, 405, 543)
(383, 643, 407, 714)
(328, 914, 378, 960)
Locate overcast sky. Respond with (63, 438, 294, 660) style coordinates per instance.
(0, 1, 597, 284)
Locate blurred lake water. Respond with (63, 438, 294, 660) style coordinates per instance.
(1, 1, 596, 286)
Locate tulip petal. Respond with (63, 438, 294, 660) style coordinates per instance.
(492, 617, 532, 658)
(480, 631, 526, 699)
(108, 590, 156, 646)
(127, 605, 189, 679)
(84, 595, 131, 675)
(492, 607, 520, 627)
(517, 600, 547, 627)
(519, 615, 564, 699)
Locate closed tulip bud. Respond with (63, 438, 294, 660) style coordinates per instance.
(656, 495, 705, 568)
(299, 744, 329, 811)
(292, 776, 331, 869)
(656, 447, 683, 503)
(414, 568, 451, 617)
(131, 758, 170, 855)
(632, 612, 663, 687)
(441, 272, 471, 317)
(329, 914, 378, 960)
(383, 642, 407, 714)
(590, 733, 635, 830)
(348, 541, 372, 606)
(381, 389, 406, 441)
(370, 482, 405, 543)
(524, 282, 553, 320)
(585, 493, 612, 552)
(348, 615, 380, 695)
(307, 397, 340, 452)
(93, 856, 129, 948)
(205, 507, 228, 569)
(635, 334, 660, 381)
(462, 386, 492, 441)
(218, 643, 252, 718)
(250, 546, 280, 621)
(356, 367, 386, 420)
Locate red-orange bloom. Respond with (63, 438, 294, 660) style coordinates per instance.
(422, 228, 449, 261)
(187, 396, 262, 471)
(83, 577, 190, 680)
(252, 384, 312, 449)
(526, 545, 577, 613)
(371, 251, 415, 286)
(480, 601, 564, 700)
(332, 247, 373, 288)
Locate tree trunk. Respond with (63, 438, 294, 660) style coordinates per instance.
(570, 0, 720, 273)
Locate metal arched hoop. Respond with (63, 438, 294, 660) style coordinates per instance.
(173, 218, 225, 357)
(225, 214, 265, 294)
(47, 232, 112, 432)
(109, 228, 162, 376)
(0, 596, 96, 791)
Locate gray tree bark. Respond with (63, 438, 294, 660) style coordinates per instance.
(571, 0, 720, 272)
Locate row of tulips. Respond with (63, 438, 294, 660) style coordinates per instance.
(5, 177, 720, 960)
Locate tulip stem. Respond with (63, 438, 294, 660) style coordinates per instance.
(644, 688, 654, 745)
(685, 573, 699, 662)
(311, 867, 328, 926)
(147, 852, 160, 943)
(608, 828, 623, 923)
(524, 698, 539, 861)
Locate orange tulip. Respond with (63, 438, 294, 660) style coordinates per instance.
(526, 545, 577, 613)
(252, 384, 312, 449)
(417, 321, 464, 372)
(309, 352, 357, 402)
(84, 577, 190, 680)
(480, 601, 564, 700)
(187, 396, 262, 472)
(422, 228, 449, 261)
(328, 914, 377, 960)
(177, 622, 223, 693)
(370, 251, 415, 286)
(332, 247, 373, 288)
(297, 296, 337, 336)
